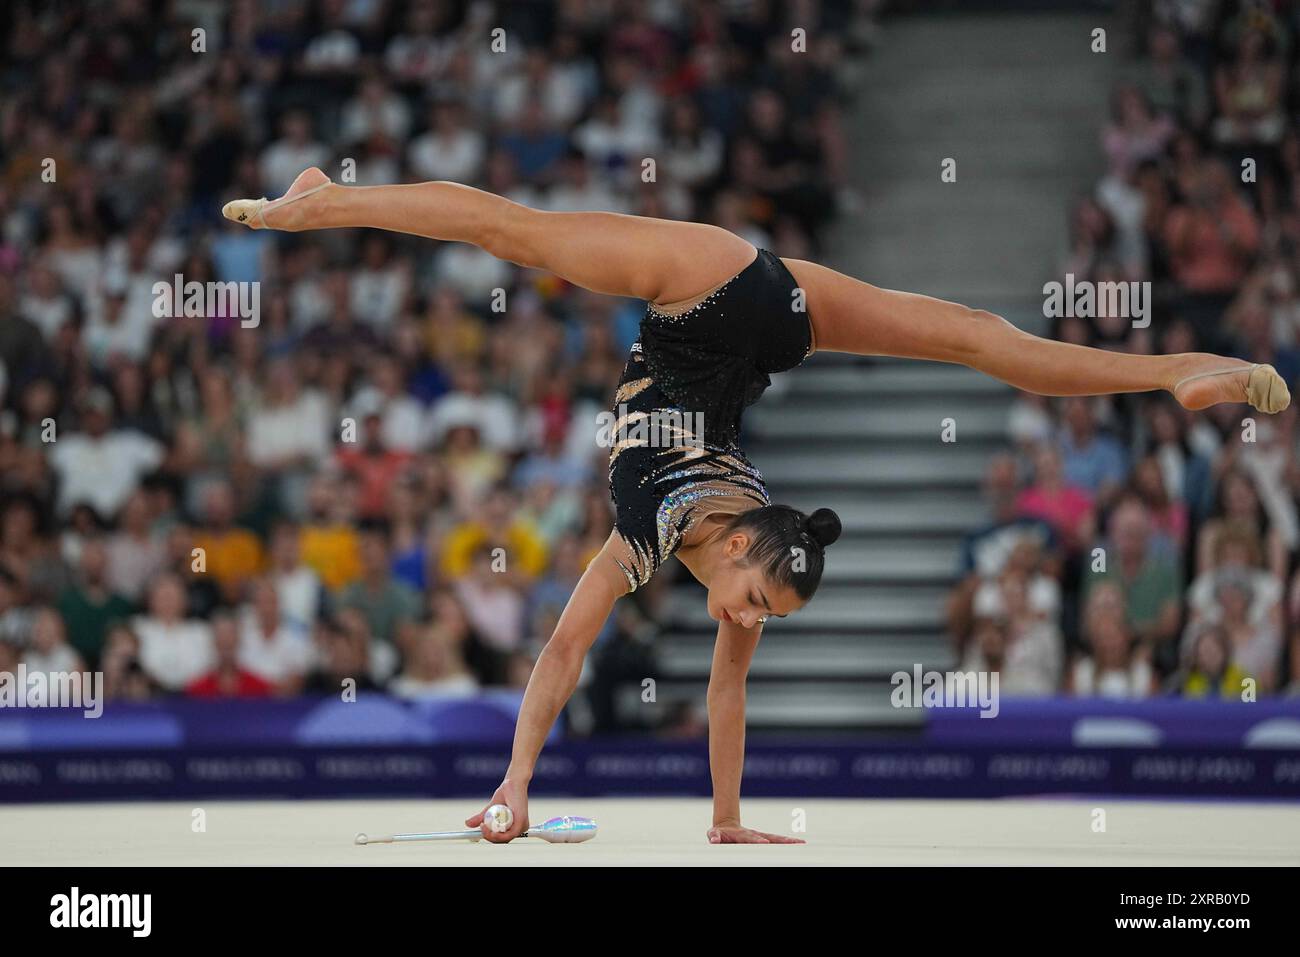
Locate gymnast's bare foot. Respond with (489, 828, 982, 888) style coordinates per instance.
(222, 166, 332, 231)
(1172, 357, 1290, 414)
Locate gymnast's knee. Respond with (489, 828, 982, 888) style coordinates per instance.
(952, 308, 1012, 364)
(480, 201, 541, 266)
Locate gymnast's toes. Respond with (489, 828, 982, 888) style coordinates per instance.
(222, 198, 268, 228)
(1248, 364, 1291, 415)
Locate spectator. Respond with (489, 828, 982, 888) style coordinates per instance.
(105, 491, 167, 603)
(408, 101, 486, 184)
(299, 475, 362, 591)
(132, 573, 214, 692)
(237, 580, 313, 694)
(1196, 469, 1288, 581)
(1057, 397, 1127, 504)
(55, 537, 134, 669)
(1183, 566, 1281, 693)
(1068, 583, 1155, 699)
(1015, 444, 1095, 554)
(336, 412, 414, 520)
(337, 522, 421, 646)
(454, 545, 526, 656)
(304, 616, 379, 696)
(48, 388, 163, 519)
(441, 486, 548, 582)
(22, 606, 84, 678)
(1085, 496, 1183, 657)
(186, 612, 275, 698)
(99, 624, 155, 702)
(192, 479, 265, 599)
(267, 521, 324, 632)
(388, 624, 479, 699)
(1175, 625, 1249, 699)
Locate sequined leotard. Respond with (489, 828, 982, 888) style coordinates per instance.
(606, 249, 814, 591)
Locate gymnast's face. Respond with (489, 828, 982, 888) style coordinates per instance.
(706, 531, 804, 629)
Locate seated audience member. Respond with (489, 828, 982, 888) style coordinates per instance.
(21, 607, 84, 680)
(337, 521, 422, 645)
(105, 490, 166, 603)
(1175, 625, 1249, 699)
(1084, 496, 1182, 660)
(1015, 443, 1095, 554)
(132, 573, 214, 692)
(299, 474, 363, 590)
(191, 479, 265, 600)
(1068, 583, 1155, 699)
(56, 536, 135, 668)
(453, 545, 526, 656)
(186, 613, 276, 698)
(1197, 469, 1288, 581)
(303, 616, 380, 695)
(1057, 397, 1127, 506)
(1181, 569, 1281, 693)
(267, 521, 324, 631)
(440, 485, 548, 582)
(238, 579, 314, 693)
(388, 624, 479, 699)
(100, 624, 156, 701)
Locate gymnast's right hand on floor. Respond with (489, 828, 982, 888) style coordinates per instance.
(466, 778, 530, 843)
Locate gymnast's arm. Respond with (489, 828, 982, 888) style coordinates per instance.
(705, 620, 805, 844)
(468, 532, 630, 842)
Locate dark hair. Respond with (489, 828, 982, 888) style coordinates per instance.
(728, 505, 842, 601)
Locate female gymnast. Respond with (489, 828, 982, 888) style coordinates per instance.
(225, 168, 1289, 844)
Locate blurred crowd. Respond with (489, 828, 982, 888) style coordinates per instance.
(0, 0, 876, 729)
(948, 0, 1300, 700)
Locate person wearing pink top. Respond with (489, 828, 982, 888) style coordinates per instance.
(1015, 444, 1095, 553)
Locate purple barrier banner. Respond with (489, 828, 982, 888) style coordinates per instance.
(1, 742, 1298, 802)
(1, 695, 1299, 801)
(923, 697, 1300, 749)
(0, 692, 549, 750)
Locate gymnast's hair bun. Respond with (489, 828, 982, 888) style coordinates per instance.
(805, 508, 842, 549)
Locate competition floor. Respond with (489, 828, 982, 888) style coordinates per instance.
(3, 797, 1298, 866)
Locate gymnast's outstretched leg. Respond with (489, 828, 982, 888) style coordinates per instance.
(783, 258, 1289, 414)
(224, 169, 1289, 414)
(222, 167, 755, 306)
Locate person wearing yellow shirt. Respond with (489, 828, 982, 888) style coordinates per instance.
(441, 487, 547, 581)
(192, 481, 265, 600)
(299, 475, 363, 590)
(1179, 626, 1252, 700)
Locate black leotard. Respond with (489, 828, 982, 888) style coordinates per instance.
(605, 248, 813, 591)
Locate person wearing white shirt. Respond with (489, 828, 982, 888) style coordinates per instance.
(237, 580, 314, 690)
(134, 575, 214, 692)
(408, 102, 486, 184)
(268, 523, 324, 631)
(339, 77, 411, 145)
(49, 391, 163, 518)
(246, 359, 331, 470)
(423, 363, 519, 453)
(22, 608, 85, 686)
(259, 112, 332, 198)
(345, 354, 426, 453)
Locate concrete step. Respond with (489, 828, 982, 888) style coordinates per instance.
(614, 680, 926, 729)
(654, 632, 956, 679)
(758, 447, 991, 488)
(785, 363, 1012, 398)
(665, 583, 950, 632)
(772, 493, 985, 536)
(748, 402, 1010, 442)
